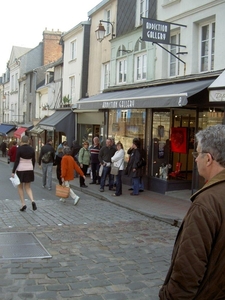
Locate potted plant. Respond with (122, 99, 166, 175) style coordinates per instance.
(62, 95, 71, 107)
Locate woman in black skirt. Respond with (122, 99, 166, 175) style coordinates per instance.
(12, 135, 37, 211)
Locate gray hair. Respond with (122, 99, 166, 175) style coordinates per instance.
(21, 135, 29, 143)
(195, 124, 225, 167)
(63, 146, 71, 155)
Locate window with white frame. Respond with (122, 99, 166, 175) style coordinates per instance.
(200, 21, 215, 72)
(170, 33, 180, 77)
(105, 9, 111, 35)
(117, 59, 127, 84)
(103, 63, 110, 90)
(135, 53, 147, 81)
(136, 0, 149, 27)
(69, 76, 75, 102)
(71, 40, 77, 60)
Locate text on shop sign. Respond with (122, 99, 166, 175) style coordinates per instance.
(142, 18, 170, 45)
(102, 100, 135, 108)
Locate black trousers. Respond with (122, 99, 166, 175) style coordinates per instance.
(91, 162, 100, 183)
(79, 164, 89, 186)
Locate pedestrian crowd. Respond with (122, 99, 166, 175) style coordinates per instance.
(6, 135, 147, 210)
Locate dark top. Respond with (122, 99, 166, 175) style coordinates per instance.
(38, 142, 55, 165)
(126, 148, 142, 177)
(12, 144, 35, 173)
(71, 140, 81, 159)
(98, 146, 116, 164)
(0, 142, 7, 152)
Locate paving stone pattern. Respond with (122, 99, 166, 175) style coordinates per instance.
(0, 197, 177, 300)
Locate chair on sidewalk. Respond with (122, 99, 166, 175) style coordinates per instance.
(169, 162, 184, 179)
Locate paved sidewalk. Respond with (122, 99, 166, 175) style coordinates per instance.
(3, 155, 192, 226)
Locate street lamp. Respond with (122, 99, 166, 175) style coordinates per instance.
(95, 20, 115, 42)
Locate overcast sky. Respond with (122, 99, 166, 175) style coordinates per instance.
(0, 0, 101, 75)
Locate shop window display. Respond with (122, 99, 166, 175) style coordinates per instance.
(152, 111, 171, 178)
(108, 109, 146, 163)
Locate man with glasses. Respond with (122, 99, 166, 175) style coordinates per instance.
(159, 124, 225, 299)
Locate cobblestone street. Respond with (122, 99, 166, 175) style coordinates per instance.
(0, 161, 180, 299)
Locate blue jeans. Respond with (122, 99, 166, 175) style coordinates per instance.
(132, 177, 140, 195)
(41, 162, 53, 189)
(132, 176, 144, 191)
(100, 166, 114, 190)
(115, 170, 123, 196)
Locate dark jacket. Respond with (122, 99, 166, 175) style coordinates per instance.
(126, 148, 143, 177)
(71, 140, 81, 161)
(38, 142, 55, 165)
(98, 145, 116, 164)
(159, 169, 225, 299)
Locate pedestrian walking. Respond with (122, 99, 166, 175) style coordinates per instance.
(8, 140, 17, 168)
(55, 141, 67, 185)
(98, 138, 116, 192)
(78, 141, 90, 187)
(38, 138, 55, 190)
(111, 141, 125, 196)
(71, 140, 82, 178)
(89, 136, 101, 185)
(0, 140, 7, 157)
(60, 146, 85, 205)
(159, 124, 225, 299)
(71, 140, 81, 163)
(11, 135, 37, 212)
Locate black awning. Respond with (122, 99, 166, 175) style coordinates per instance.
(75, 79, 213, 110)
(39, 110, 75, 146)
(39, 110, 73, 131)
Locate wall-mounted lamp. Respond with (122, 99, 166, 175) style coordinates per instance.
(95, 20, 115, 42)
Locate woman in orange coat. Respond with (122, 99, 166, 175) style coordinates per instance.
(60, 146, 85, 205)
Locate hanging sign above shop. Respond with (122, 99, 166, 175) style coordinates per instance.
(142, 18, 187, 46)
(142, 18, 170, 45)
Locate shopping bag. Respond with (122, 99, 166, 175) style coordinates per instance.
(110, 165, 119, 175)
(9, 173, 20, 188)
(99, 164, 103, 177)
(55, 184, 70, 198)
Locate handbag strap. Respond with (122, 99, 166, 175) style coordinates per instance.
(113, 159, 123, 168)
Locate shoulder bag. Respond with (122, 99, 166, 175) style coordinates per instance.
(110, 160, 123, 176)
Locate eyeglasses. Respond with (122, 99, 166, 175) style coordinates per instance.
(192, 152, 214, 160)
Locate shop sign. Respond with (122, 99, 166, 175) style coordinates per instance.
(142, 18, 170, 45)
(102, 100, 135, 109)
(209, 90, 225, 102)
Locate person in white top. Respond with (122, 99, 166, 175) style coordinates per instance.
(111, 142, 125, 196)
